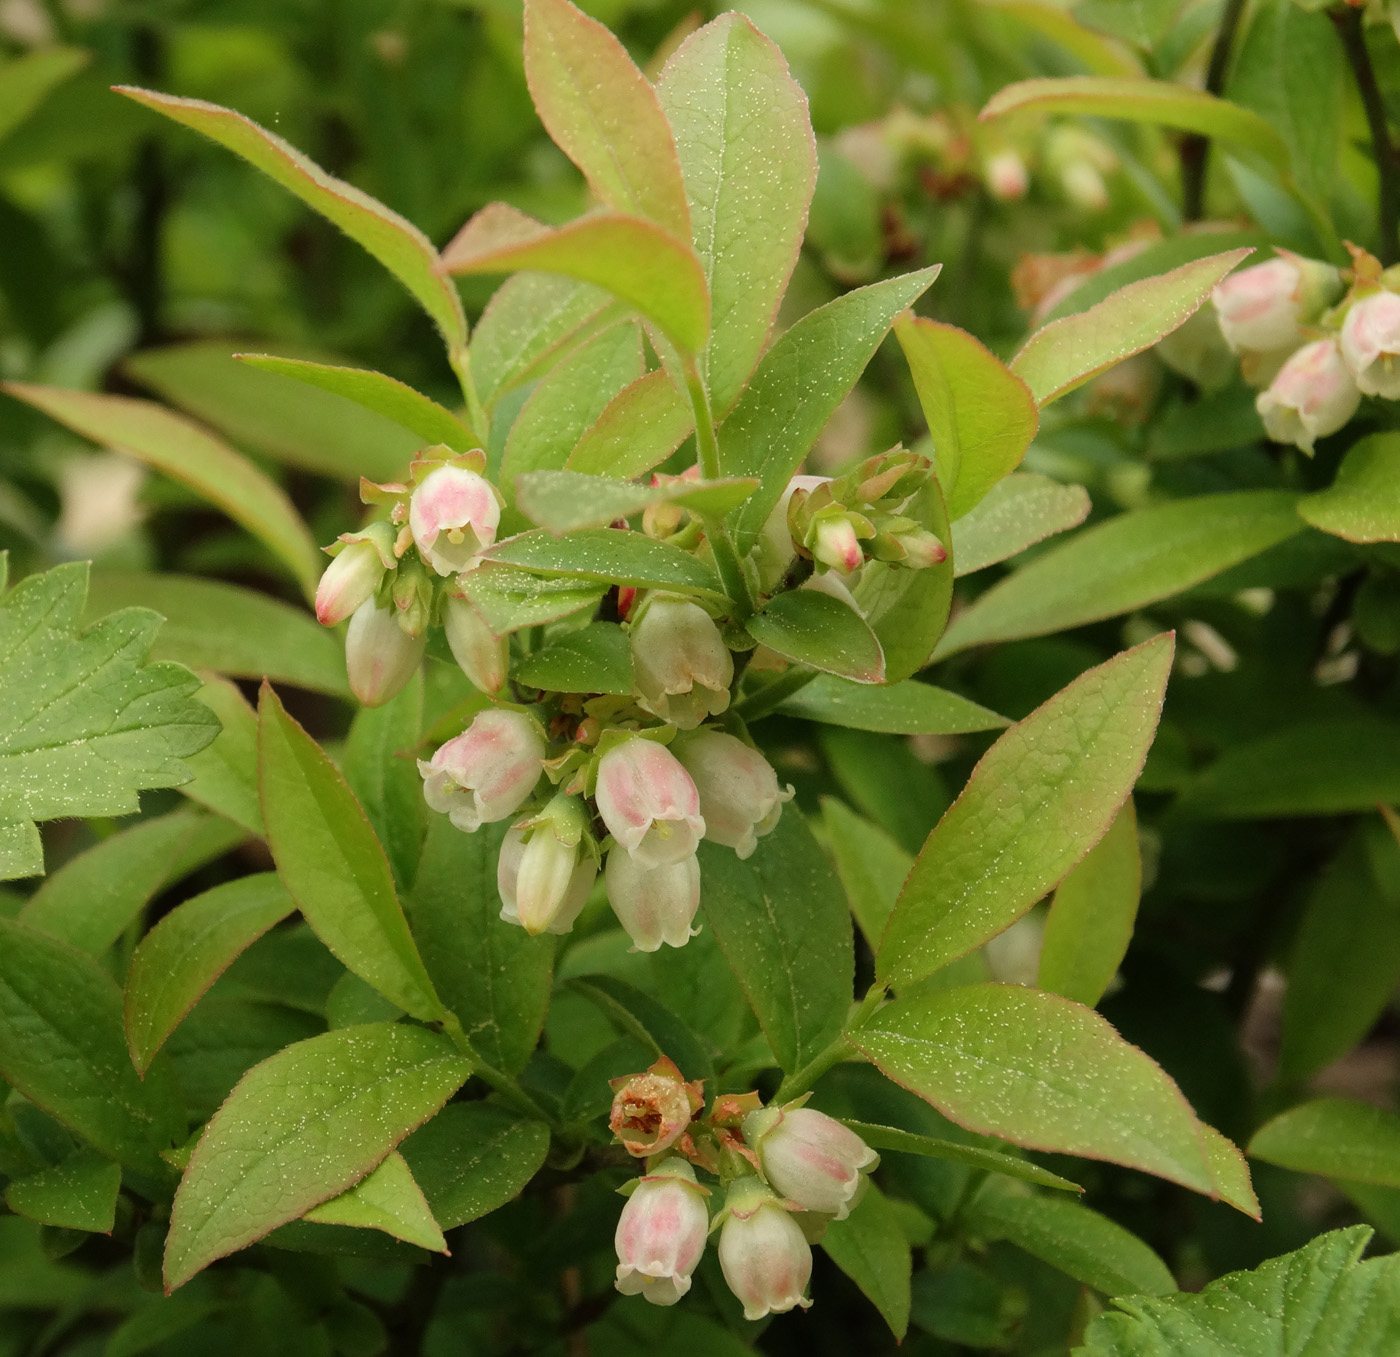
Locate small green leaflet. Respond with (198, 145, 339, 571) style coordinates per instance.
(951, 474, 1091, 577)
(1299, 434, 1400, 544)
(747, 590, 886, 684)
(515, 622, 634, 695)
(0, 46, 89, 144)
(303, 1150, 447, 1253)
(484, 528, 724, 598)
(778, 674, 1008, 735)
(1249, 1099, 1400, 1189)
(4, 1151, 122, 1233)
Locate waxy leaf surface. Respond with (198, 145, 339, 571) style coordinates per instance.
(303, 1150, 447, 1252)
(780, 675, 1007, 735)
(1250, 1100, 1400, 1189)
(1300, 434, 1400, 544)
(564, 368, 694, 479)
(951, 474, 1091, 577)
(747, 590, 886, 684)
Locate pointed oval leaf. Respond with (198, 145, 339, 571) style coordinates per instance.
(1009, 249, 1253, 406)
(747, 590, 885, 684)
(258, 683, 443, 1022)
(951, 473, 1091, 576)
(514, 622, 633, 695)
(124, 874, 295, 1074)
(1250, 1099, 1400, 1188)
(516, 469, 755, 535)
(821, 1182, 912, 1339)
(853, 983, 1218, 1197)
(657, 13, 817, 416)
(841, 1119, 1082, 1192)
(564, 368, 695, 479)
(4, 1151, 122, 1233)
(484, 528, 724, 598)
(303, 1150, 447, 1252)
(1300, 433, 1400, 544)
(163, 1022, 471, 1289)
(114, 87, 466, 349)
(823, 799, 913, 948)
(780, 674, 1008, 735)
(4, 383, 322, 600)
(180, 678, 262, 835)
(453, 561, 605, 636)
(879, 635, 1171, 988)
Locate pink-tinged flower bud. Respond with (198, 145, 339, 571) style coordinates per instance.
(408, 464, 500, 576)
(614, 1158, 710, 1307)
(744, 1105, 878, 1220)
(1212, 257, 1303, 354)
(630, 597, 734, 729)
(497, 797, 595, 936)
(345, 600, 426, 707)
(984, 149, 1028, 201)
(755, 475, 828, 593)
(595, 737, 705, 869)
(1341, 289, 1400, 398)
(315, 539, 386, 626)
(1256, 338, 1361, 454)
(417, 709, 544, 832)
(443, 595, 508, 694)
(605, 848, 701, 951)
(673, 732, 793, 861)
(609, 1057, 704, 1157)
(716, 1178, 812, 1321)
(811, 514, 865, 575)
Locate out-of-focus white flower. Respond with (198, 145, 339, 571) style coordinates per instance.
(1256, 338, 1361, 454)
(1341, 289, 1400, 398)
(55, 453, 145, 556)
(418, 709, 544, 832)
(985, 149, 1029, 201)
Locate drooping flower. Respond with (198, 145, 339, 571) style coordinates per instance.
(314, 537, 387, 626)
(594, 737, 705, 870)
(1212, 252, 1341, 357)
(629, 597, 734, 729)
(673, 731, 793, 861)
(497, 796, 595, 936)
(716, 1177, 813, 1321)
(442, 595, 508, 694)
(744, 1104, 878, 1221)
(408, 464, 500, 576)
(345, 600, 426, 707)
(1340, 289, 1400, 399)
(1256, 338, 1361, 454)
(605, 848, 701, 951)
(614, 1158, 710, 1308)
(418, 709, 545, 832)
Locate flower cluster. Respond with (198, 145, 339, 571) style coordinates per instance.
(609, 1058, 878, 1317)
(1211, 246, 1400, 454)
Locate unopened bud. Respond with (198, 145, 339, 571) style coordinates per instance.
(605, 848, 701, 951)
(345, 600, 426, 707)
(443, 595, 509, 694)
(716, 1177, 812, 1321)
(754, 475, 828, 593)
(315, 537, 387, 627)
(1212, 253, 1341, 357)
(614, 1158, 710, 1307)
(809, 513, 866, 575)
(743, 1105, 878, 1220)
(629, 597, 734, 729)
(984, 148, 1028, 201)
(497, 796, 595, 936)
(595, 737, 706, 869)
(418, 709, 544, 832)
(609, 1056, 703, 1158)
(408, 463, 500, 576)
(1256, 338, 1360, 454)
(1341, 289, 1400, 398)
(673, 731, 793, 861)
(390, 552, 433, 637)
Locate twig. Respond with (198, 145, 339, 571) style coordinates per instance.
(1334, 4, 1400, 266)
(1180, 0, 1248, 221)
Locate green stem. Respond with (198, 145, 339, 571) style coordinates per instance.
(772, 989, 884, 1102)
(731, 664, 820, 722)
(442, 1013, 554, 1126)
(450, 345, 491, 449)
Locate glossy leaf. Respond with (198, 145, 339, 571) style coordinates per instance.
(124, 873, 295, 1074)
(453, 561, 606, 636)
(780, 674, 1008, 735)
(1250, 1100, 1400, 1188)
(485, 528, 724, 598)
(237, 354, 478, 451)
(563, 368, 695, 478)
(854, 983, 1221, 1199)
(1009, 250, 1253, 405)
(401, 1102, 550, 1229)
(841, 1118, 1082, 1192)
(0, 47, 89, 144)
(1038, 800, 1141, 1008)
(566, 973, 714, 1085)
(515, 622, 633, 695)
(515, 469, 754, 535)
(115, 87, 466, 349)
(821, 1182, 912, 1339)
(722, 267, 942, 552)
(697, 807, 853, 1074)
(657, 13, 817, 416)
(1299, 434, 1400, 544)
(5, 383, 322, 599)
(822, 799, 913, 948)
(442, 203, 709, 356)
(895, 316, 1038, 519)
(747, 590, 886, 683)
(85, 573, 350, 699)
(524, 0, 689, 239)
(180, 678, 262, 835)
(4, 1152, 122, 1233)
(304, 1150, 447, 1252)
(951, 474, 1091, 577)
(0, 918, 183, 1176)
(258, 683, 443, 1023)
(935, 491, 1302, 658)
(879, 636, 1171, 988)
(163, 1022, 471, 1289)
(406, 817, 554, 1075)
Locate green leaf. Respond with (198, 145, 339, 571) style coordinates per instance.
(563, 369, 695, 478)
(453, 561, 606, 636)
(1010, 250, 1252, 405)
(0, 563, 220, 877)
(0, 918, 183, 1176)
(180, 678, 262, 836)
(1000, 1, 1143, 74)
(0, 824, 41, 882)
(747, 590, 885, 683)
(821, 1182, 912, 1339)
(566, 973, 714, 1085)
(4, 1151, 122, 1233)
(443, 203, 709, 357)
(485, 528, 725, 598)
(840, 1118, 1083, 1192)
(895, 316, 1039, 519)
(20, 806, 243, 955)
(524, 0, 690, 240)
(401, 1102, 550, 1229)
(1038, 800, 1141, 1008)
(853, 983, 1221, 1198)
(1300, 434, 1400, 544)
(125, 342, 419, 483)
(406, 816, 554, 1075)
(104, 1293, 226, 1357)
(951, 474, 1092, 577)
(1250, 1099, 1400, 1189)
(822, 799, 913, 948)
(501, 322, 645, 487)
(124, 873, 295, 1074)
(1276, 824, 1400, 1085)
(1071, 0, 1182, 49)
(163, 1022, 471, 1290)
(879, 635, 1171, 988)
(4, 384, 322, 600)
(303, 1150, 447, 1252)
(515, 622, 633, 695)
(722, 267, 942, 552)
(0, 47, 89, 144)
(515, 469, 755, 535)
(115, 87, 466, 350)
(697, 807, 853, 1074)
(935, 491, 1302, 658)
(968, 1187, 1175, 1297)
(656, 12, 817, 417)
(342, 673, 426, 894)
(258, 683, 443, 1023)
(1078, 1226, 1400, 1355)
(981, 78, 1290, 177)
(85, 573, 349, 699)
(236, 355, 478, 451)
(780, 674, 1008, 735)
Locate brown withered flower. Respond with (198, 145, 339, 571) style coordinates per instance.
(608, 1056, 704, 1158)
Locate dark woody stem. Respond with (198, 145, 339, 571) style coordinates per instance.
(1179, 0, 1247, 221)
(1335, 4, 1400, 267)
